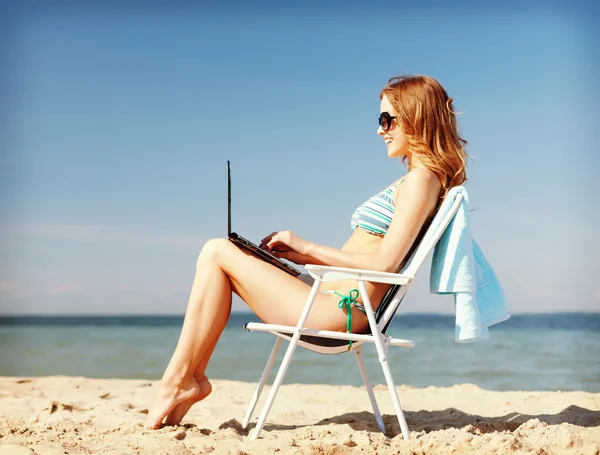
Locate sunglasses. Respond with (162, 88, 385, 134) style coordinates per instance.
(378, 112, 397, 131)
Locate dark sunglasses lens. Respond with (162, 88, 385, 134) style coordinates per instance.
(379, 113, 391, 130)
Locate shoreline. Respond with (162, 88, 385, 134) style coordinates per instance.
(1, 376, 599, 454)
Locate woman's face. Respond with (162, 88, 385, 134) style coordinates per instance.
(378, 95, 409, 159)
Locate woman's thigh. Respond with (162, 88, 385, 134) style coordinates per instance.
(205, 238, 367, 332)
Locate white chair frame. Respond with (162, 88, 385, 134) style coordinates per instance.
(241, 192, 464, 441)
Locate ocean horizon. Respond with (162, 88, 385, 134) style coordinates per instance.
(3, 311, 600, 330)
(2, 312, 599, 393)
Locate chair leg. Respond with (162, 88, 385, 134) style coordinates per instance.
(242, 337, 282, 429)
(249, 333, 300, 440)
(357, 280, 410, 440)
(377, 345, 410, 440)
(354, 346, 385, 434)
(249, 280, 323, 440)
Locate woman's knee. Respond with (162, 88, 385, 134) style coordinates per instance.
(197, 238, 230, 264)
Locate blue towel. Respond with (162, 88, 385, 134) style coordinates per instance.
(430, 187, 511, 342)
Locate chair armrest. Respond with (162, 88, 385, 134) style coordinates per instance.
(305, 264, 413, 285)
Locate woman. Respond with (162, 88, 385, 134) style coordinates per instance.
(147, 75, 468, 429)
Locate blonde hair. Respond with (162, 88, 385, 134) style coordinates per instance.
(380, 75, 468, 198)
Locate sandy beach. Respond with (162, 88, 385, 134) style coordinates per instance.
(0, 376, 598, 454)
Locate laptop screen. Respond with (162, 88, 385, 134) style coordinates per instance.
(227, 160, 232, 236)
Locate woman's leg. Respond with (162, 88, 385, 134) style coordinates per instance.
(147, 239, 234, 429)
(162, 334, 221, 425)
(163, 305, 230, 426)
(147, 238, 367, 429)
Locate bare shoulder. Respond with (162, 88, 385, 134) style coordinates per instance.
(405, 167, 440, 185)
(394, 168, 442, 219)
(398, 168, 441, 197)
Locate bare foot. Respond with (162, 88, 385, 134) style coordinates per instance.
(164, 375, 212, 426)
(146, 376, 201, 430)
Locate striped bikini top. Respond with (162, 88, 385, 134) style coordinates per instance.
(351, 179, 405, 235)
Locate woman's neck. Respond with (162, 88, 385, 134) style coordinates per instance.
(407, 155, 427, 171)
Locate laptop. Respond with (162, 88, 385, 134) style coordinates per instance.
(227, 161, 301, 277)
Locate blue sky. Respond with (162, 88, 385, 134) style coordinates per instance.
(0, 1, 598, 315)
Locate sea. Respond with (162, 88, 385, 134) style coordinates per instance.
(1, 313, 599, 392)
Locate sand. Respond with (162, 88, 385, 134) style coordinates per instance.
(0, 376, 599, 454)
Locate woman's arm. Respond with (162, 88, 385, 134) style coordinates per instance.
(266, 169, 441, 272)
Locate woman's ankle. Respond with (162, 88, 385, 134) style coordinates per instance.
(160, 369, 196, 390)
(193, 370, 209, 383)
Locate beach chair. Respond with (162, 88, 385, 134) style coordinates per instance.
(241, 189, 465, 441)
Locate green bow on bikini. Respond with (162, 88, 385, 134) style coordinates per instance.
(331, 289, 360, 351)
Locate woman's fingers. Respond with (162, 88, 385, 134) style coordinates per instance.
(260, 231, 279, 250)
(262, 231, 297, 253)
(266, 236, 281, 250)
(267, 235, 292, 252)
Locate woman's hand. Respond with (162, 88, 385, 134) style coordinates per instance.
(259, 231, 314, 265)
